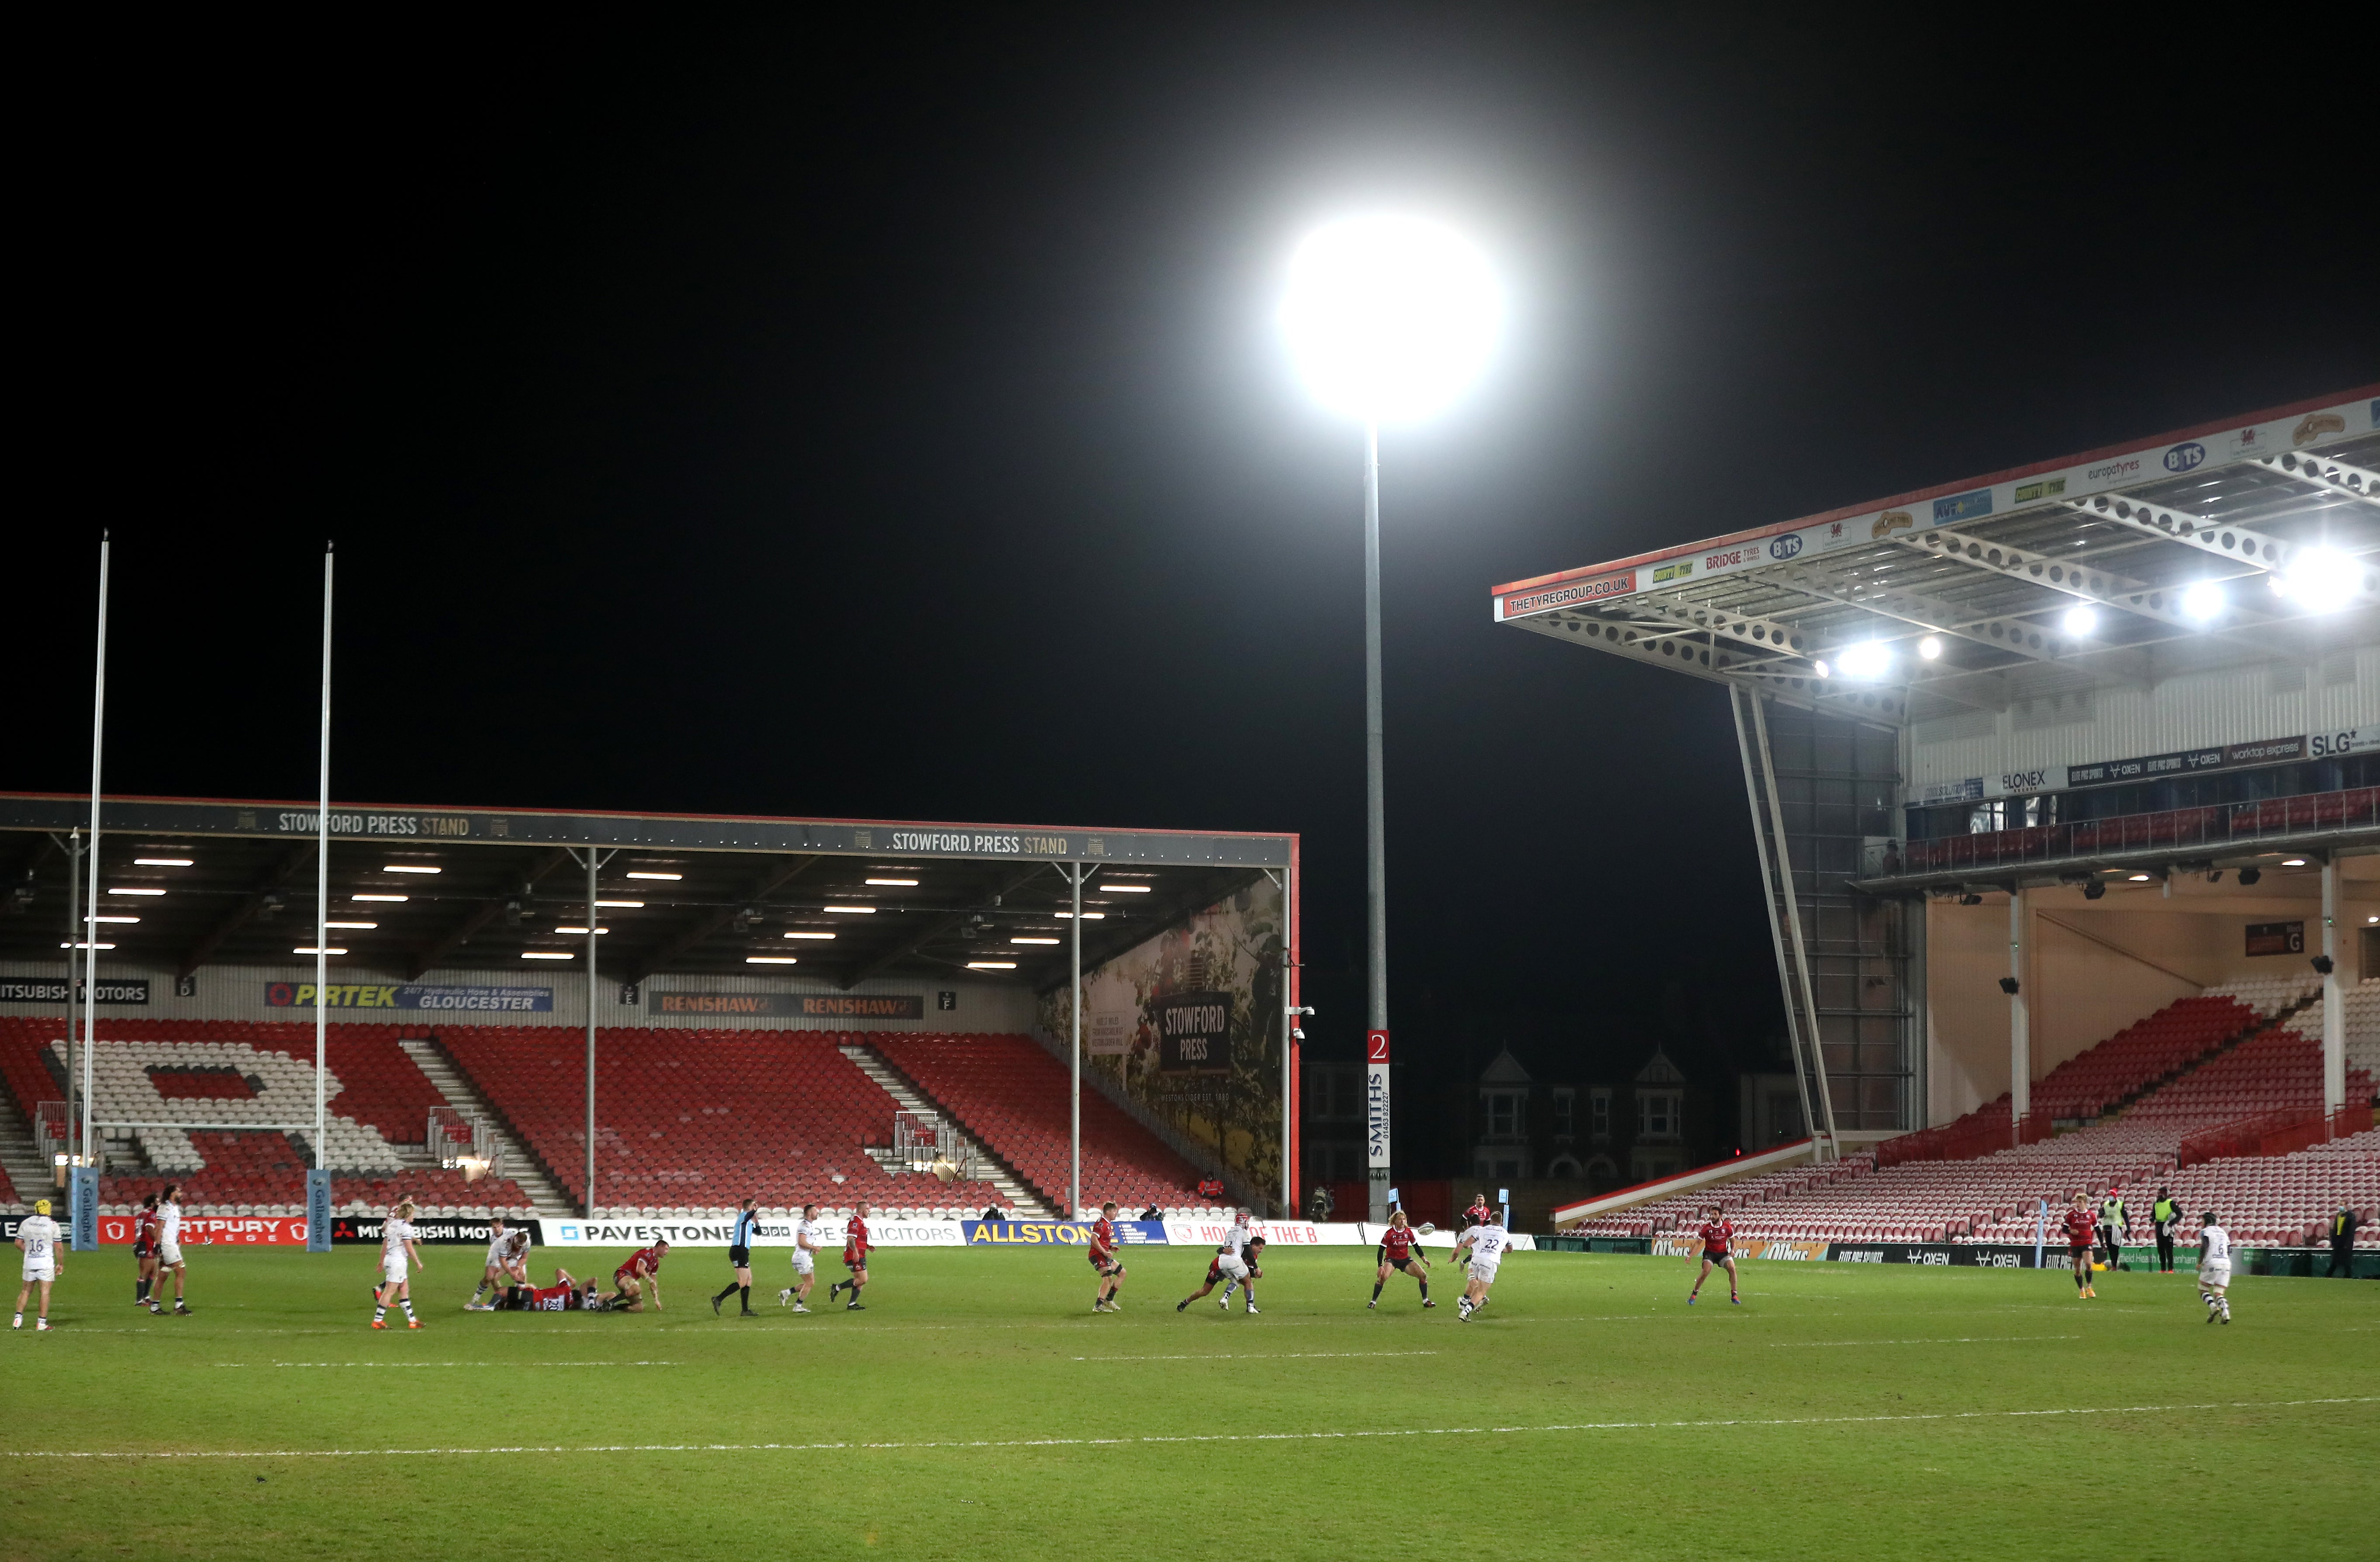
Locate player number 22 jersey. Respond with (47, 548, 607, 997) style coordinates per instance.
(1467, 1224, 1508, 1263)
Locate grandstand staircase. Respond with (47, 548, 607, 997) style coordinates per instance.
(837, 1043, 1053, 1218)
(397, 1038, 572, 1214)
(0, 1089, 50, 1208)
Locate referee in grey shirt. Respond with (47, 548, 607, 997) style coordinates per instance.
(713, 1197, 762, 1317)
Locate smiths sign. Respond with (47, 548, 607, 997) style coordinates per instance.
(651, 992, 925, 1020)
(1150, 990, 1232, 1073)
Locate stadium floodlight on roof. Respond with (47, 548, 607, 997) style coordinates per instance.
(1494, 384, 2380, 1165)
(1491, 387, 2379, 728)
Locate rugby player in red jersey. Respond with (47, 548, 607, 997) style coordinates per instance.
(610, 1239, 669, 1312)
(829, 1203, 872, 1310)
(1368, 1208, 1432, 1309)
(132, 1194, 160, 1307)
(2060, 1193, 2098, 1298)
(508, 1268, 600, 1311)
(1686, 1206, 1740, 1305)
(1089, 1201, 1127, 1312)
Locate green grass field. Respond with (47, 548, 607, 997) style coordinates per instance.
(3, 1243, 2373, 1560)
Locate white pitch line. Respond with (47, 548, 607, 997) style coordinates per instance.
(6, 1396, 2370, 1462)
(210, 1362, 678, 1369)
(1071, 1351, 1440, 1362)
(1768, 1336, 2080, 1348)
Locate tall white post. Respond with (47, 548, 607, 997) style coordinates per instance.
(315, 542, 333, 1169)
(1070, 862, 1082, 1220)
(1279, 860, 1294, 1218)
(63, 831, 81, 1164)
(584, 849, 601, 1221)
(2009, 886, 2031, 1140)
(2321, 857, 2345, 1116)
(82, 534, 110, 1172)
(1362, 419, 1391, 1223)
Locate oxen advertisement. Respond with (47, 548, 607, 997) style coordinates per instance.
(1040, 879, 1285, 1203)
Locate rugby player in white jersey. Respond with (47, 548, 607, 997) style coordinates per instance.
(13, 1197, 64, 1331)
(371, 1200, 427, 1330)
(779, 1203, 822, 1312)
(1176, 1210, 1261, 1314)
(2196, 1210, 2233, 1325)
(1451, 1217, 1509, 1321)
(148, 1182, 193, 1316)
(467, 1215, 532, 1310)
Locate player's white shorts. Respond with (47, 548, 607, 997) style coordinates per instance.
(1213, 1254, 1250, 1281)
(382, 1258, 410, 1283)
(1468, 1259, 1500, 1286)
(792, 1252, 815, 1275)
(22, 1261, 55, 1283)
(2197, 1263, 2231, 1286)
(159, 1241, 183, 1267)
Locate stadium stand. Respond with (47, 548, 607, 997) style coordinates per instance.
(869, 1031, 1208, 1212)
(1570, 984, 2373, 1248)
(439, 1025, 1015, 1217)
(0, 1017, 532, 1214)
(2344, 978, 2380, 1080)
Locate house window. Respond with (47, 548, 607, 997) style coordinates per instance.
(1486, 1092, 1518, 1138)
(1638, 1089, 1681, 1141)
(1590, 1088, 1611, 1142)
(1552, 1088, 1575, 1140)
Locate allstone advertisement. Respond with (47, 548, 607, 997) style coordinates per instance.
(1040, 879, 1286, 1203)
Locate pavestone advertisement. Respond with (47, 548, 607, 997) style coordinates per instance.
(1040, 879, 1286, 1203)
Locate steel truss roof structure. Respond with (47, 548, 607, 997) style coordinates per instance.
(0, 793, 1290, 992)
(1491, 388, 2380, 729)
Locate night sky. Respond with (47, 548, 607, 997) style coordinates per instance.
(21, 12, 2376, 1164)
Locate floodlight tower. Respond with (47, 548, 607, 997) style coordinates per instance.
(1282, 216, 1499, 1222)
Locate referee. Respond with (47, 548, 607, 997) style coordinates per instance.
(712, 1196, 762, 1317)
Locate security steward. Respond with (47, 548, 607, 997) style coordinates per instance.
(2151, 1188, 2183, 1274)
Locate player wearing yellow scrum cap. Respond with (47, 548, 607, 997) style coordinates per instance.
(14, 1199, 64, 1331)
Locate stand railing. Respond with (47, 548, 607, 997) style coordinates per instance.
(1896, 785, 2380, 877)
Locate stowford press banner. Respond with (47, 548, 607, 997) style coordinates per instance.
(264, 982, 554, 1013)
(1040, 879, 1286, 1200)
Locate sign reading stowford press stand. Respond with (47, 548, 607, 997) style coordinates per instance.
(264, 982, 554, 1013)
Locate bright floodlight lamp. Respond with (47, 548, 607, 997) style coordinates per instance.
(2276, 544, 2359, 614)
(2180, 579, 2226, 622)
(2062, 604, 2099, 637)
(1283, 214, 1497, 1226)
(1282, 216, 1500, 423)
(1836, 641, 1893, 679)
(1917, 635, 1943, 660)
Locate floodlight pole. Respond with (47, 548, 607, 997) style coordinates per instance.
(1071, 860, 1083, 1220)
(82, 533, 110, 1174)
(62, 829, 81, 1163)
(573, 846, 616, 1221)
(1363, 420, 1391, 1224)
(315, 542, 332, 1171)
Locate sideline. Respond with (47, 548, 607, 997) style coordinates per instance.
(9, 1396, 2372, 1462)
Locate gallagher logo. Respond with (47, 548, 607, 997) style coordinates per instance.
(2162, 441, 2207, 473)
(1768, 533, 1803, 560)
